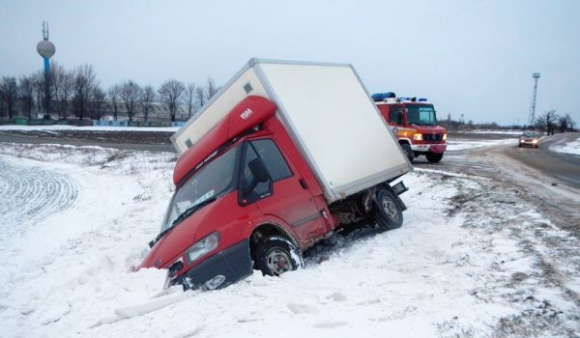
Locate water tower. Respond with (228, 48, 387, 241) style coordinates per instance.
(528, 72, 540, 126)
(36, 21, 56, 119)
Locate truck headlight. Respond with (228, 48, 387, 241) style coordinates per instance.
(442, 133, 447, 141)
(185, 232, 220, 264)
(413, 133, 423, 141)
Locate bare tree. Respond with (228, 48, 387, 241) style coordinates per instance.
(0, 77, 18, 120)
(72, 64, 98, 120)
(568, 115, 577, 131)
(536, 110, 559, 136)
(107, 84, 121, 121)
(205, 77, 218, 100)
(51, 61, 74, 119)
(89, 86, 106, 120)
(140, 85, 155, 122)
(185, 83, 196, 118)
(19, 75, 35, 120)
(120, 80, 142, 122)
(31, 71, 45, 116)
(558, 113, 577, 132)
(194, 77, 218, 114)
(195, 86, 206, 110)
(158, 79, 185, 122)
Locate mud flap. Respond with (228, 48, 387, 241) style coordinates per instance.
(389, 181, 408, 211)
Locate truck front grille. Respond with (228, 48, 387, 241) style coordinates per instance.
(423, 133, 444, 142)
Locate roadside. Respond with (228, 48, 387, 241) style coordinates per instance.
(0, 128, 175, 153)
(1, 134, 580, 337)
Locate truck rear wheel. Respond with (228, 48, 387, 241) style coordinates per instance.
(426, 152, 443, 163)
(256, 236, 303, 276)
(401, 143, 414, 163)
(374, 189, 403, 230)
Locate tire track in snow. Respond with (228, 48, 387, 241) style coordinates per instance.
(0, 157, 78, 242)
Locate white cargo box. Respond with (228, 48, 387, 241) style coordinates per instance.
(172, 58, 412, 203)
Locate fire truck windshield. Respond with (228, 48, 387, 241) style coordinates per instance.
(406, 104, 437, 126)
(161, 146, 239, 232)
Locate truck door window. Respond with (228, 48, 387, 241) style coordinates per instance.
(239, 139, 292, 205)
(250, 139, 292, 181)
(389, 105, 404, 125)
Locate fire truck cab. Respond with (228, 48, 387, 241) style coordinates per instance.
(373, 92, 447, 163)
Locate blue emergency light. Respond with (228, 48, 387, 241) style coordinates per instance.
(371, 92, 396, 102)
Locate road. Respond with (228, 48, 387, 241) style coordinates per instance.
(414, 132, 580, 232)
(415, 132, 580, 190)
(505, 133, 580, 189)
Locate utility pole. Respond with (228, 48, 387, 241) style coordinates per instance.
(528, 72, 540, 126)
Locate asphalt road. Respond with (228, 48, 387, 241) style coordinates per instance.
(504, 132, 580, 189)
(414, 132, 580, 191)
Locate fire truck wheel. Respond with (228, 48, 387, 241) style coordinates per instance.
(256, 236, 303, 276)
(426, 152, 443, 163)
(401, 144, 414, 163)
(374, 189, 403, 230)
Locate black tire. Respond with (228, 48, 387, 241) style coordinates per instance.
(401, 143, 414, 163)
(374, 188, 403, 230)
(426, 152, 443, 163)
(256, 236, 303, 276)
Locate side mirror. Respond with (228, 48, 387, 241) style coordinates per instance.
(242, 158, 271, 196)
(248, 158, 270, 183)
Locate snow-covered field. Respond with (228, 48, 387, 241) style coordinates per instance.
(1, 133, 580, 337)
(550, 137, 580, 156)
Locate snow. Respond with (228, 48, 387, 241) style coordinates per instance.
(1, 133, 580, 337)
(550, 135, 580, 156)
(446, 138, 515, 151)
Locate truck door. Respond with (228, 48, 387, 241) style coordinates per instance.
(389, 104, 405, 126)
(238, 139, 327, 246)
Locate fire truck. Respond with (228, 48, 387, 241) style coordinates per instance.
(372, 92, 447, 163)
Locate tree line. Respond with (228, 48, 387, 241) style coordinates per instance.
(440, 109, 577, 134)
(0, 61, 218, 122)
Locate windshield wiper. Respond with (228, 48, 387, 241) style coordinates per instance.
(149, 197, 216, 248)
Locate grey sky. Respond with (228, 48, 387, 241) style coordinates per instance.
(1, 0, 579, 125)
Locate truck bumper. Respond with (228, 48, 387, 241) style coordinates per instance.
(411, 144, 446, 154)
(173, 239, 253, 291)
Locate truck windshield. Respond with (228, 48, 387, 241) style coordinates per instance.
(406, 104, 437, 126)
(161, 146, 239, 232)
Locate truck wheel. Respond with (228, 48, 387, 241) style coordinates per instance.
(426, 152, 443, 163)
(374, 189, 403, 230)
(401, 144, 414, 163)
(256, 236, 303, 276)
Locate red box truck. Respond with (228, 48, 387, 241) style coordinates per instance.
(139, 59, 413, 291)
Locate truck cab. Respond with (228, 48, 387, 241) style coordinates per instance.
(372, 92, 447, 163)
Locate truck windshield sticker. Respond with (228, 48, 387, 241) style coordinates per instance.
(192, 189, 215, 208)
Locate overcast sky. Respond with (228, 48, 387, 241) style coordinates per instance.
(1, 0, 579, 125)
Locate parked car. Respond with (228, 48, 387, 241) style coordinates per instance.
(519, 132, 541, 148)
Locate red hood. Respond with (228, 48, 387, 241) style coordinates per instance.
(140, 199, 220, 269)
